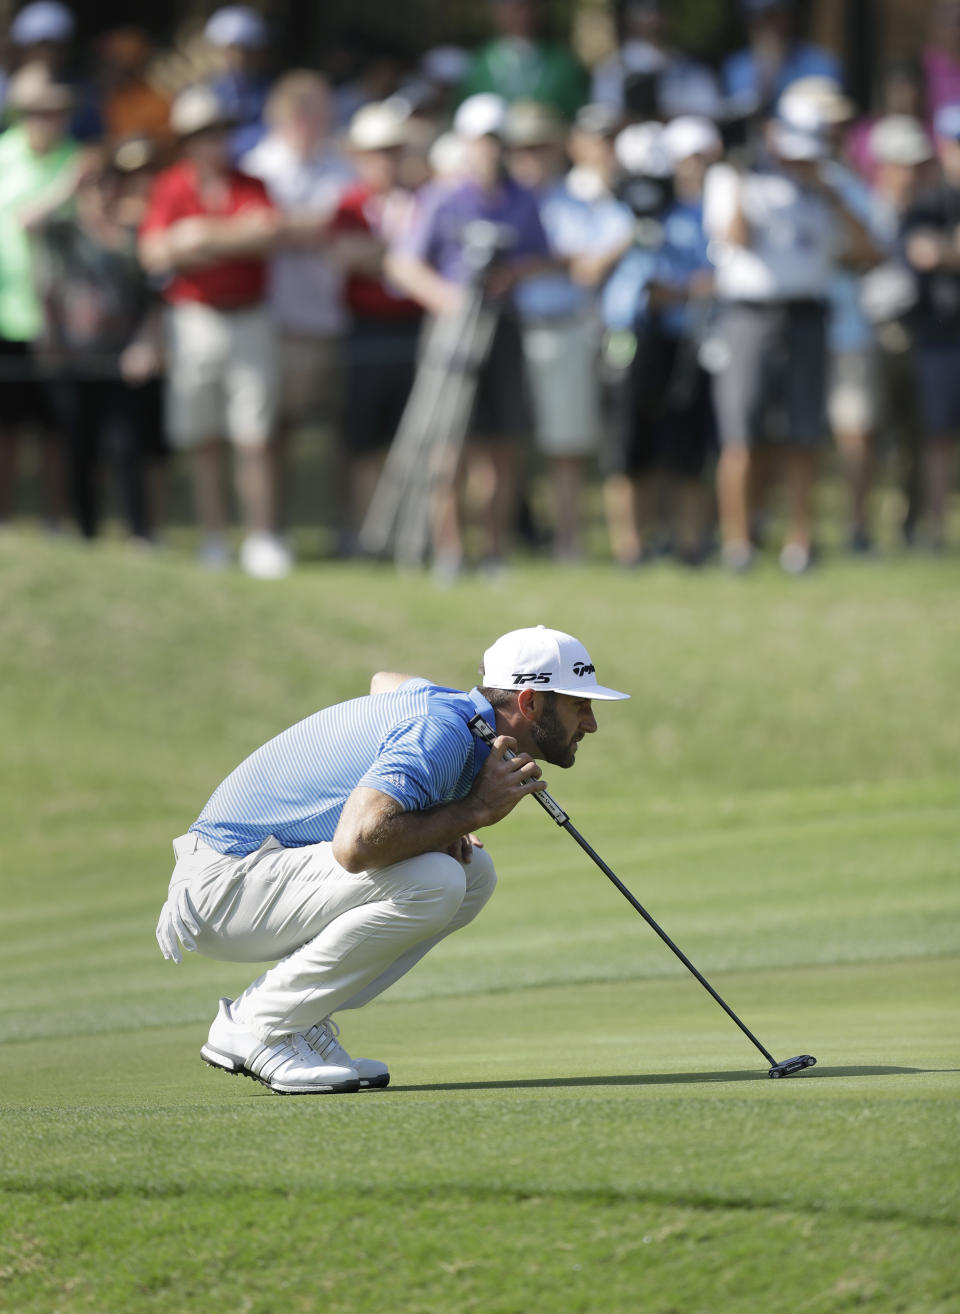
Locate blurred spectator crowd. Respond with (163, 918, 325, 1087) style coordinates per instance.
(1, 0, 960, 579)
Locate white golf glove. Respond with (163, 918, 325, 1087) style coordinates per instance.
(155, 894, 201, 964)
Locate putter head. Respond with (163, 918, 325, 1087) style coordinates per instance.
(768, 1054, 817, 1079)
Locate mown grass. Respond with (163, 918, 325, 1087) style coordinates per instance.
(1, 529, 958, 1313)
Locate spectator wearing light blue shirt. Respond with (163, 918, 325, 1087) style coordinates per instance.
(507, 101, 635, 559)
(155, 627, 627, 1096)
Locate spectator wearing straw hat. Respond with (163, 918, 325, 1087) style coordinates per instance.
(139, 84, 290, 578)
(7, 1, 102, 141)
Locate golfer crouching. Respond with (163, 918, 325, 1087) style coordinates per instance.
(156, 626, 629, 1094)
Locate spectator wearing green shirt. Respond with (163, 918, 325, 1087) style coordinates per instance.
(0, 62, 78, 527)
(458, 0, 590, 122)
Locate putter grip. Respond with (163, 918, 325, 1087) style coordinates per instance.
(467, 713, 570, 826)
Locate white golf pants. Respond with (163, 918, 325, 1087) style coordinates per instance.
(158, 833, 497, 1042)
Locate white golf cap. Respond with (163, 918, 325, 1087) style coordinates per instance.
(170, 84, 233, 137)
(428, 129, 469, 179)
(348, 101, 411, 151)
(659, 114, 722, 164)
(615, 120, 671, 177)
(869, 114, 933, 165)
(769, 98, 828, 161)
(481, 626, 630, 701)
(779, 76, 854, 127)
(454, 92, 508, 141)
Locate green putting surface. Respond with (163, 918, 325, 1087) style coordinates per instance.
(1, 532, 957, 1313)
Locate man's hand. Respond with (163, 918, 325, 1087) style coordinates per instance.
(467, 735, 546, 828)
(445, 833, 484, 864)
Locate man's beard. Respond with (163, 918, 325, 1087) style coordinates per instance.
(531, 701, 579, 768)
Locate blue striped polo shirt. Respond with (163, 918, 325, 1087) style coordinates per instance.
(190, 680, 495, 855)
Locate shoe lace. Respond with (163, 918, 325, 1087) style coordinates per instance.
(303, 1017, 350, 1064)
(276, 1032, 318, 1065)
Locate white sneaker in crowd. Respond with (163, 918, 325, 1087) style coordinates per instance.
(303, 1016, 390, 1090)
(200, 998, 360, 1094)
(722, 541, 754, 573)
(779, 542, 813, 576)
(240, 532, 293, 580)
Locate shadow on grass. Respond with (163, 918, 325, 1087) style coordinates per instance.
(390, 1065, 952, 1093)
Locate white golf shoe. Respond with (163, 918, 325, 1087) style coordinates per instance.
(200, 998, 360, 1095)
(303, 1017, 390, 1089)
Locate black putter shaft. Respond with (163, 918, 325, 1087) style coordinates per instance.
(469, 714, 814, 1077)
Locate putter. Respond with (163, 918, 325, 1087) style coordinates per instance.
(468, 714, 816, 1080)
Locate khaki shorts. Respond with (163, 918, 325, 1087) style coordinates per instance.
(165, 301, 279, 449)
(278, 332, 344, 430)
(522, 316, 602, 458)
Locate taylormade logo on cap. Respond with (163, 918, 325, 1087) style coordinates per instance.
(481, 626, 630, 702)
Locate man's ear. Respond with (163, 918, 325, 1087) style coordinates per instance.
(516, 687, 539, 723)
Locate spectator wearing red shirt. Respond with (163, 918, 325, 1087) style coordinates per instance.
(139, 84, 290, 579)
(332, 102, 422, 545)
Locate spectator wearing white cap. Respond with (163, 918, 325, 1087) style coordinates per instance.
(591, 0, 720, 125)
(902, 102, 960, 548)
(505, 101, 634, 562)
(329, 102, 423, 544)
(139, 84, 292, 578)
(241, 71, 355, 549)
(386, 92, 552, 580)
(703, 95, 874, 573)
(845, 61, 925, 187)
(205, 5, 272, 160)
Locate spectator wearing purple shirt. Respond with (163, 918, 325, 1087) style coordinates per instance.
(387, 93, 551, 581)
